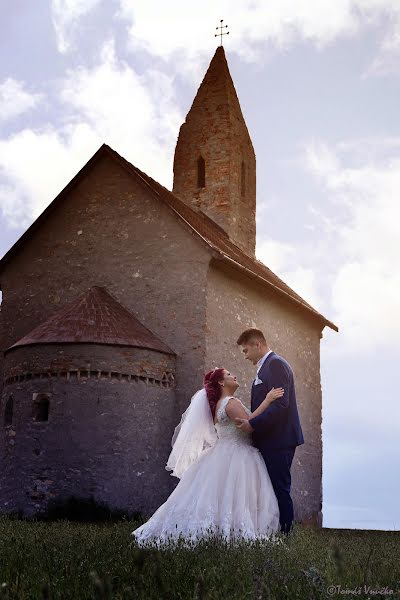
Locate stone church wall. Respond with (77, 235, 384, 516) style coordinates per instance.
(1, 371, 175, 516)
(205, 258, 324, 526)
(0, 153, 211, 410)
(0, 154, 212, 513)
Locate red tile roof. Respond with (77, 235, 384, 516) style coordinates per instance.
(0, 144, 338, 332)
(4, 286, 174, 355)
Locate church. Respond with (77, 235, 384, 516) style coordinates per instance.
(0, 46, 337, 524)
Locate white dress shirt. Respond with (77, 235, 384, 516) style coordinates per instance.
(253, 350, 273, 384)
(256, 350, 273, 375)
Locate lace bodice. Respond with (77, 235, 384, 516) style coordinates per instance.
(214, 396, 252, 445)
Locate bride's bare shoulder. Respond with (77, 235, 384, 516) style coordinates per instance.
(225, 397, 249, 417)
(215, 396, 241, 416)
(228, 396, 242, 404)
(223, 396, 241, 408)
(229, 397, 247, 407)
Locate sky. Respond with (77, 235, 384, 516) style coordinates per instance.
(0, 0, 399, 530)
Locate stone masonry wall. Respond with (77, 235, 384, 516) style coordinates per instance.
(1, 374, 175, 517)
(0, 153, 212, 511)
(205, 259, 325, 526)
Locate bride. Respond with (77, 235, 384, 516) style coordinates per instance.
(131, 367, 284, 547)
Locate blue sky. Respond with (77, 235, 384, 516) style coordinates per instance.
(1, 1, 399, 530)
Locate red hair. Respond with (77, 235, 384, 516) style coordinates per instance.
(204, 368, 225, 419)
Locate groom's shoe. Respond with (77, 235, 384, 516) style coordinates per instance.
(280, 521, 295, 537)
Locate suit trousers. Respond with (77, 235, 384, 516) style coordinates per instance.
(261, 446, 296, 535)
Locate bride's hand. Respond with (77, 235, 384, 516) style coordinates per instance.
(235, 418, 254, 433)
(265, 387, 284, 404)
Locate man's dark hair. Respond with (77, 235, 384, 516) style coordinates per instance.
(236, 328, 267, 345)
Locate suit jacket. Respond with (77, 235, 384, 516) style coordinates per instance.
(249, 351, 304, 451)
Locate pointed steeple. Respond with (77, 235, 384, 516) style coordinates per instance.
(173, 46, 256, 255)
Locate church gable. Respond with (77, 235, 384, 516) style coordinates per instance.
(0, 146, 210, 281)
(0, 146, 212, 376)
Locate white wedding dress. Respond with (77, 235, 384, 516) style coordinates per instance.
(131, 396, 280, 547)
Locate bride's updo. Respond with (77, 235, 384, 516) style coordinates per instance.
(204, 368, 225, 419)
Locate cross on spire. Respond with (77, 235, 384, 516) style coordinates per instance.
(215, 19, 229, 47)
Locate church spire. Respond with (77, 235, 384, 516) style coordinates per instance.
(172, 46, 256, 255)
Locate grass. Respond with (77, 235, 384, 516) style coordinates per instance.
(0, 515, 398, 599)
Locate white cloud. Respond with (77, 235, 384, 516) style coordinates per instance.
(0, 40, 182, 230)
(255, 136, 400, 354)
(117, 0, 400, 75)
(0, 125, 96, 229)
(0, 184, 28, 229)
(256, 238, 325, 312)
(0, 78, 43, 123)
(282, 266, 325, 312)
(51, 0, 103, 53)
(304, 138, 400, 353)
(363, 0, 400, 76)
(60, 40, 181, 181)
(256, 238, 295, 274)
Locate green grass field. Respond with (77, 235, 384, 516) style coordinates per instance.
(0, 516, 398, 599)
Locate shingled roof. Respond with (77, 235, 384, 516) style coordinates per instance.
(0, 144, 338, 332)
(4, 285, 175, 355)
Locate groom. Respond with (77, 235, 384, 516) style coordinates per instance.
(235, 328, 304, 535)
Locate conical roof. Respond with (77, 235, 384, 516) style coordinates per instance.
(185, 45, 250, 136)
(5, 286, 174, 354)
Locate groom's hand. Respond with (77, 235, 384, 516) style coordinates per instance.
(235, 418, 254, 433)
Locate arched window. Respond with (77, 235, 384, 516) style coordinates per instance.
(197, 156, 205, 188)
(241, 160, 246, 197)
(32, 394, 49, 422)
(4, 396, 13, 426)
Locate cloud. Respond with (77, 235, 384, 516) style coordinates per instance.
(60, 40, 181, 178)
(303, 138, 400, 353)
(0, 40, 182, 230)
(256, 238, 325, 312)
(255, 135, 400, 355)
(0, 125, 96, 229)
(117, 0, 400, 76)
(363, 1, 400, 76)
(256, 238, 295, 274)
(50, 0, 103, 53)
(0, 78, 43, 123)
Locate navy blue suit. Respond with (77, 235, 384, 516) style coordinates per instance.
(248, 351, 304, 534)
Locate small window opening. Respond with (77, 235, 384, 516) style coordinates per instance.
(4, 396, 13, 426)
(197, 156, 205, 188)
(32, 394, 49, 422)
